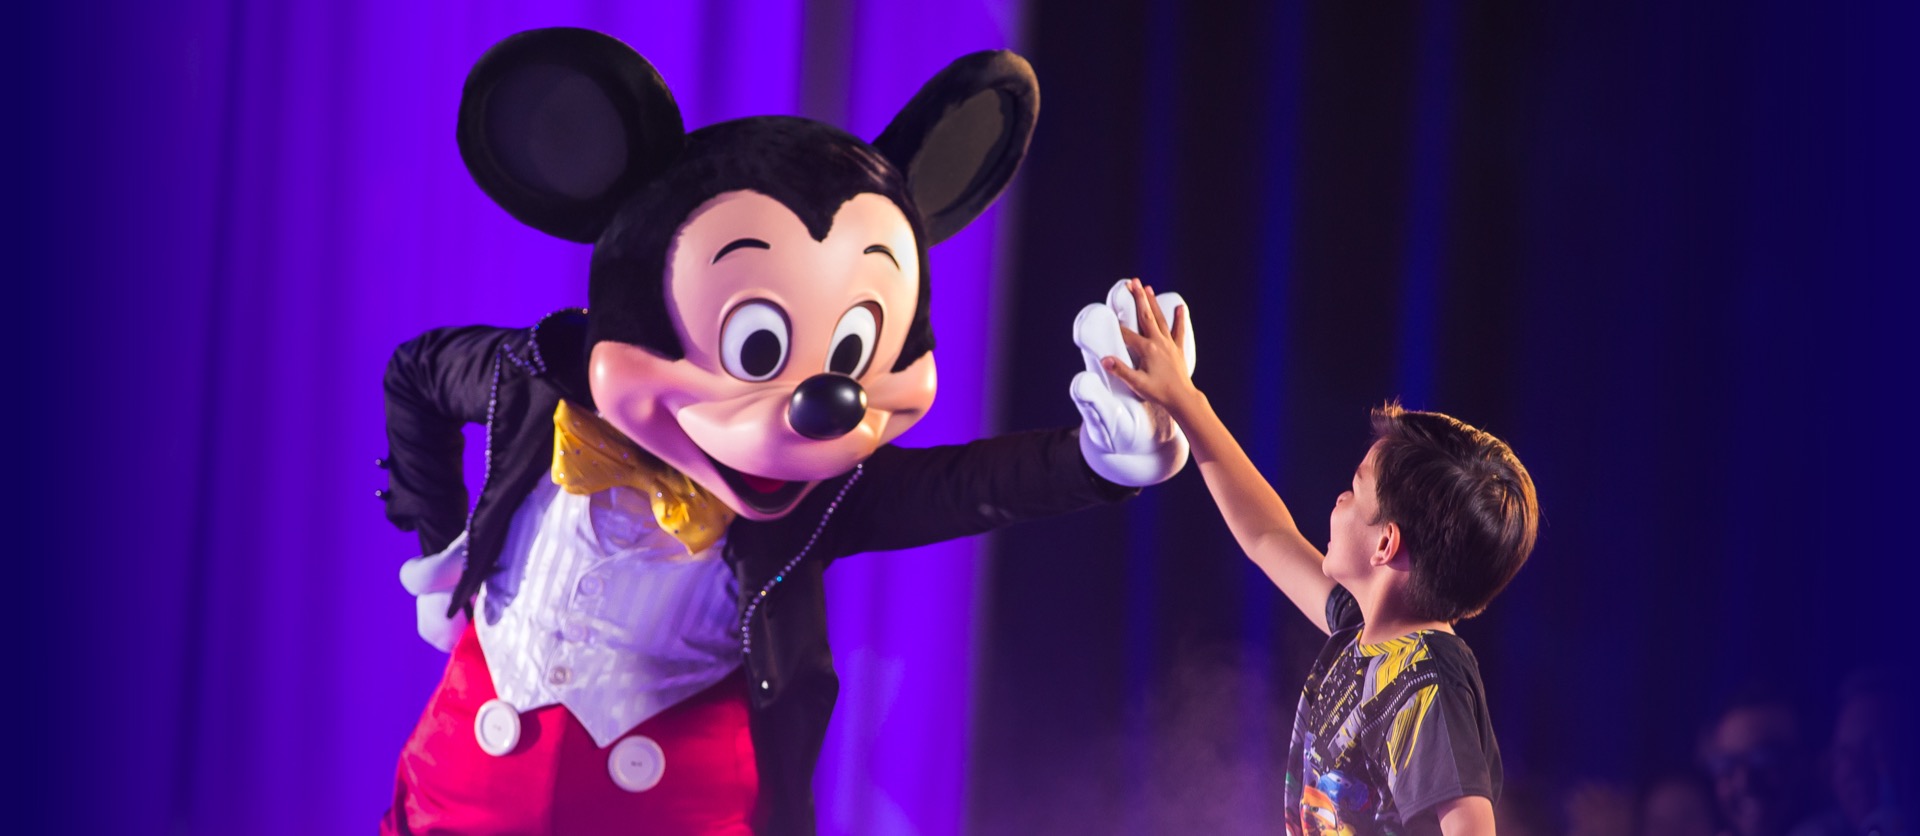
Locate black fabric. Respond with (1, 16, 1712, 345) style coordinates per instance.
(381, 309, 592, 613)
(1326, 583, 1363, 634)
(1285, 585, 1500, 836)
(379, 314, 1131, 834)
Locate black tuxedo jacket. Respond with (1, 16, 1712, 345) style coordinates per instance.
(380, 309, 1131, 834)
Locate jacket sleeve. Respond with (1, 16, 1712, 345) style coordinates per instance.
(828, 426, 1136, 557)
(380, 325, 518, 555)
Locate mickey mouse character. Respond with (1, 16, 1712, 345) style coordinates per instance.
(378, 27, 1196, 835)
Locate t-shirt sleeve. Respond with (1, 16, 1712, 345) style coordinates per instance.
(1324, 584, 1363, 632)
(1383, 670, 1497, 820)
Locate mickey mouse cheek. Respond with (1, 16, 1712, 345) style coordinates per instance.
(587, 343, 742, 442)
(862, 351, 938, 428)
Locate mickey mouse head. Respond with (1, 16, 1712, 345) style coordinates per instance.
(456, 27, 1039, 519)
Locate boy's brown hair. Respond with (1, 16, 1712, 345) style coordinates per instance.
(1369, 402, 1539, 621)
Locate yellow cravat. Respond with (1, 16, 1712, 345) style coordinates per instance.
(550, 400, 736, 556)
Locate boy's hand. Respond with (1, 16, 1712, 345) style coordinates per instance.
(1071, 278, 1196, 486)
(1100, 279, 1198, 415)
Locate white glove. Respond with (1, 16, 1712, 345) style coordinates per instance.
(398, 531, 471, 652)
(1071, 279, 1196, 486)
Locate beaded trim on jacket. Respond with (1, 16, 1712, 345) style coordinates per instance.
(737, 464, 864, 662)
(457, 308, 582, 608)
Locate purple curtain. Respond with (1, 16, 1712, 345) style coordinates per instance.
(21, 1, 1024, 832)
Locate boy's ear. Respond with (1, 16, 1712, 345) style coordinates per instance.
(1373, 522, 1403, 567)
(872, 51, 1039, 245)
(457, 27, 685, 243)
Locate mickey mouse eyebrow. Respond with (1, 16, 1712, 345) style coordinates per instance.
(864, 244, 899, 269)
(713, 238, 771, 264)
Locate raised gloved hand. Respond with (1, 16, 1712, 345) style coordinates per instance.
(1070, 278, 1196, 486)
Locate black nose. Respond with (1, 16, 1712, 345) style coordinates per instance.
(788, 374, 868, 440)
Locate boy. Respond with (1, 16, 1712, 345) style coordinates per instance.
(1098, 280, 1539, 836)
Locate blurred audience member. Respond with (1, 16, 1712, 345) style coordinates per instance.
(1642, 770, 1721, 836)
(1824, 667, 1912, 836)
(1698, 689, 1823, 836)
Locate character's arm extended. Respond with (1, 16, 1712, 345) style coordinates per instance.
(381, 325, 518, 555)
(830, 427, 1135, 556)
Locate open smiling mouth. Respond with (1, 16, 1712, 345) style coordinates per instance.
(704, 452, 809, 514)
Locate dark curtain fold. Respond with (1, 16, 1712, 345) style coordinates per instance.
(973, 1, 1920, 832)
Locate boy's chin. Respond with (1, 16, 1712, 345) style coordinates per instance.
(1320, 561, 1363, 586)
(1319, 553, 1346, 580)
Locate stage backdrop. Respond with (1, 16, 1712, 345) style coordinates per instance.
(971, 1, 1920, 833)
(15, 0, 1023, 833)
(14, 2, 1920, 835)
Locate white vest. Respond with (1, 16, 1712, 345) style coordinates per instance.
(429, 479, 742, 747)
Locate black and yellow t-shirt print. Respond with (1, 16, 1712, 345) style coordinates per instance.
(1283, 586, 1502, 836)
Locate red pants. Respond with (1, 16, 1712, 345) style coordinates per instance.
(382, 624, 760, 834)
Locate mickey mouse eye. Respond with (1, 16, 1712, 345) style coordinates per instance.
(720, 300, 790, 381)
(825, 303, 881, 378)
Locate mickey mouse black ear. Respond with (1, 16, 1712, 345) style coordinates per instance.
(872, 51, 1040, 245)
(457, 28, 685, 244)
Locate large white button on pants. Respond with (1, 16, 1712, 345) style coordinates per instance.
(474, 699, 521, 756)
(608, 736, 666, 792)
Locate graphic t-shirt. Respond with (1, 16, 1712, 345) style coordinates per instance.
(1283, 586, 1501, 836)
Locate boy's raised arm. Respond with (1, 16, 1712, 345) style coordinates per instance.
(1101, 280, 1339, 634)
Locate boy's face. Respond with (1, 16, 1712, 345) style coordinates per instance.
(1325, 441, 1390, 582)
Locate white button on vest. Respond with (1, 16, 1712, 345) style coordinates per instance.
(608, 736, 666, 792)
(474, 699, 521, 757)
